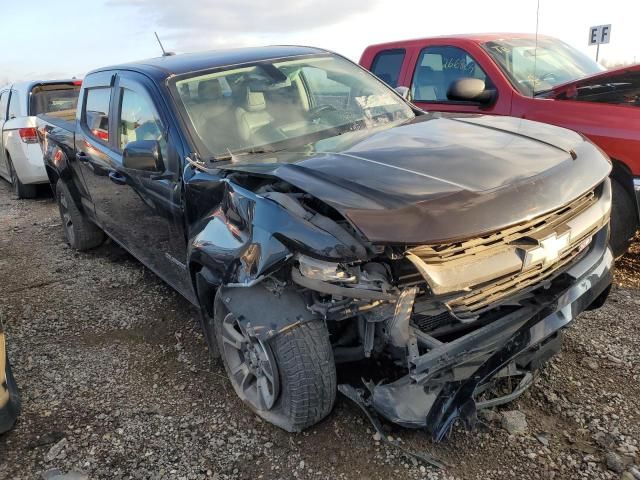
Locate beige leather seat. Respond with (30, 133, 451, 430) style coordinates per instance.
(187, 79, 232, 134)
(187, 79, 240, 153)
(235, 89, 275, 143)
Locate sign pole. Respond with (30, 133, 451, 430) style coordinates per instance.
(589, 24, 610, 63)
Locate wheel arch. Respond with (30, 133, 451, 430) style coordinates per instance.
(189, 261, 222, 318)
(45, 165, 60, 191)
(610, 158, 639, 225)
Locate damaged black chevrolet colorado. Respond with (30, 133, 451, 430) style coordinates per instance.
(36, 46, 614, 440)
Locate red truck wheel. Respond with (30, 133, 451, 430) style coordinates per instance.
(610, 179, 637, 257)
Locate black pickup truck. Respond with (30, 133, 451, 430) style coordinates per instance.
(37, 46, 614, 440)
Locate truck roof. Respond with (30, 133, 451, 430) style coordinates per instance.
(91, 45, 327, 80)
(364, 32, 549, 50)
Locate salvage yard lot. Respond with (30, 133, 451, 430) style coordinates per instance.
(0, 182, 638, 480)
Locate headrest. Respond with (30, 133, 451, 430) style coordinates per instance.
(198, 79, 222, 101)
(245, 89, 266, 112)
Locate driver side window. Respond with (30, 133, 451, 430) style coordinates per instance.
(118, 88, 165, 154)
(410, 46, 492, 102)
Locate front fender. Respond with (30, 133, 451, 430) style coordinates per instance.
(187, 179, 359, 289)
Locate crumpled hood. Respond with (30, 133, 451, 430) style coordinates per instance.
(221, 114, 611, 244)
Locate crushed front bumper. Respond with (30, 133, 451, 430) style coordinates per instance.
(369, 228, 614, 442)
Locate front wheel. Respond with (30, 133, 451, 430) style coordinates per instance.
(214, 300, 336, 432)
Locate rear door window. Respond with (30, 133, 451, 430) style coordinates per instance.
(84, 87, 111, 143)
(410, 46, 492, 102)
(370, 49, 405, 87)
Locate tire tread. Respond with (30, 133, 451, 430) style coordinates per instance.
(272, 321, 336, 431)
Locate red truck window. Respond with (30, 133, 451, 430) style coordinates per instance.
(410, 46, 492, 102)
(370, 49, 405, 88)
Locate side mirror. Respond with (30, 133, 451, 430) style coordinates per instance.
(447, 78, 495, 105)
(122, 140, 164, 172)
(395, 86, 411, 101)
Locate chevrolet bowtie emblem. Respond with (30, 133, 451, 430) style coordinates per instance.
(522, 231, 571, 268)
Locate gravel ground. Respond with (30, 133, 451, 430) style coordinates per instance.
(0, 181, 638, 480)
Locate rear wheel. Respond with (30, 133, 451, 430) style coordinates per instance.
(214, 299, 336, 432)
(6, 155, 37, 199)
(55, 180, 105, 251)
(610, 179, 637, 257)
(0, 355, 20, 434)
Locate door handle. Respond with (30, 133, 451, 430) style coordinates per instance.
(76, 152, 89, 162)
(108, 171, 127, 185)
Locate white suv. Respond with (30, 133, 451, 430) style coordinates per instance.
(0, 80, 81, 198)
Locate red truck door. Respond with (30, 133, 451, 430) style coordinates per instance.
(394, 42, 513, 115)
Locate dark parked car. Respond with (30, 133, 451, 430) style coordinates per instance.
(37, 46, 613, 439)
(0, 323, 20, 434)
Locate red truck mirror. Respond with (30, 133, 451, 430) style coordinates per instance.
(447, 78, 496, 105)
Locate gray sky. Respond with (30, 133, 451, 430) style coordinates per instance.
(0, 0, 637, 83)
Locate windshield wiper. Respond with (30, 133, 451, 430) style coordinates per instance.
(209, 147, 283, 163)
(533, 88, 553, 97)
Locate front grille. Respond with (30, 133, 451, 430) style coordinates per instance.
(409, 188, 598, 264)
(447, 240, 588, 315)
(404, 182, 609, 319)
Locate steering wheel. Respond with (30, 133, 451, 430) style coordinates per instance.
(308, 104, 337, 118)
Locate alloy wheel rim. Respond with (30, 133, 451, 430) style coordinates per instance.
(221, 312, 279, 411)
(58, 192, 75, 245)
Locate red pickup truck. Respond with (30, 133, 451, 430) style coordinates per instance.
(360, 33, 640, 256)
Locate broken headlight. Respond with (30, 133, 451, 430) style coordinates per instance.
(297, 255, 355, 283)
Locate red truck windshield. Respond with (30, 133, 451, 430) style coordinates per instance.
(482, 37, 604, 96)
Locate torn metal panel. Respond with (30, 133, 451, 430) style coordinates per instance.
(364, 232, 612, 440)
(338, 384, 446, 470)
(218, 283, 317, 341)
(187, 179, 367, 286)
